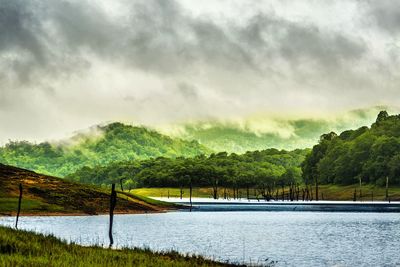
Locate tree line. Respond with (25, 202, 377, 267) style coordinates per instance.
(67, 148, 308, 198)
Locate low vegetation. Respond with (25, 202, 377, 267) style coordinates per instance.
(0, 226, 241, 267)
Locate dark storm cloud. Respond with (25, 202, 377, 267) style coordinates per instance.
(0, 0, 397, 143)
(238, 15, 366, 71)
(0, 0, 367, 84)
(367, 1, 400, 34)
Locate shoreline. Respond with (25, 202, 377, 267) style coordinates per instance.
(0, 209, 170, 217)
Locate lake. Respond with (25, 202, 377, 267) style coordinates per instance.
(1, 211, 400, 266)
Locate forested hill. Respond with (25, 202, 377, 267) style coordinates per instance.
(302, 111, 400, 186)
(0, 123, 211, 177)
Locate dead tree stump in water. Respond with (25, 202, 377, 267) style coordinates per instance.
(15, 183, 22, 229)
(109, 184, 117, 248)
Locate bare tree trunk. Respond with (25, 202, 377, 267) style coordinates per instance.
(180, 185, 184, 199)
(386, 176, 389, 201)
(246, 186, 250, 201)
(109, 184, 117, 248)
(281, 185, 285, 201)
(212, 178, 218, 199)
(315, 177, 319, 201)
(15, 183, 22, 229)
(189, 180, 193, 212)
(119, 178, 124, 191)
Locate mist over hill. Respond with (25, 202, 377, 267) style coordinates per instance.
(160, 106, 393, 153)
(0, 123, 210, 177)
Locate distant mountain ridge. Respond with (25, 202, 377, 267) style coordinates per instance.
(0, 122, 211, 177)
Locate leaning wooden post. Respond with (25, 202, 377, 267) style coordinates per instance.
(15, 183, 22, 229)
(109, 184, 117, 248)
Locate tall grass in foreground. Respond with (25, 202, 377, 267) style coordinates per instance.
(0, 226, 243, 267)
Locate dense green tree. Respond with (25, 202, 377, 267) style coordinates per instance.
(302, 111, 400, 186)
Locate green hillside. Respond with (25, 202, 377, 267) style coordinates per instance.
(302, 111, 400, 186)
(0, 123, 211, 177)
(0, 163, 176, 215)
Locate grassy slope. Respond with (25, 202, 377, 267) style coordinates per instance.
(133, 185, 400, 201)
(0, 164, 174, 216)
(0, 226, 239, 267)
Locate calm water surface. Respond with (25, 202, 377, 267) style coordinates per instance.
(1, 212, 400, 266)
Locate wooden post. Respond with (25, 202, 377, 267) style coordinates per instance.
(180, 185, 184, 199)
(386, 176, 389, 201)
(109, 184, 117, 248)
(189, 178, 193, 212)
(15, 183, 22, 229)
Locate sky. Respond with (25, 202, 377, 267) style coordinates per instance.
(0, 0, 399, 143)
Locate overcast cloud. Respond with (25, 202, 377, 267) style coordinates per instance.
(0, 0, 399, 143)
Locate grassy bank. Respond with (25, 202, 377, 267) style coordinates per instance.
(132, 185, 400, 201)
(0, 164, 175, 216)
(0, 226, 239, 267)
